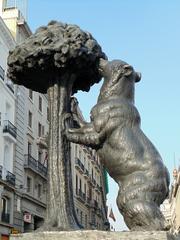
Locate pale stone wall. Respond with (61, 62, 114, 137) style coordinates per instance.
(10, 231, 179, 240)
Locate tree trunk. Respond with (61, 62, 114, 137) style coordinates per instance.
(45, 73, 81, 230)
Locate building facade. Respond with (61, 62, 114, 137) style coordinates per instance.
(0, 1, 109, 237)
(169, 167, 180, 233)
(0, 14, 16, 239)
(71, 143, 108, 230)
(161, 167, 180, 234)
(0, 0, 49, 237)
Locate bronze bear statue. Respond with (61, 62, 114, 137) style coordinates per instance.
(66, 58, 170, 231)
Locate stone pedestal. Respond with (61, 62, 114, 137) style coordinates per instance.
(10, 230, 180, 240)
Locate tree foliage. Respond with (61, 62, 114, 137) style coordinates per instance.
(8, 21, 106, 93)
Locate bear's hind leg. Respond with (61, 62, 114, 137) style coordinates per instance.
(120, 199, 166, 231)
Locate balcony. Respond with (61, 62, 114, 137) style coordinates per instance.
(6, 171, 16, 186)
(75, 158, 84, 173)
(96, 184, 102, 193)
(3, 120, 17, 142)
(96, 208, 103, 217)
(0, 165, 2, 179)
(1, 212, 10, 224)
(0, 65, 5, 81)
(24, 154, 47, 179)
(76, 189, 86, 203)
(93, 200, 99, 209)
(83, 169, 89, 179)
(94, 162, 100, 172)
(6, 79, 14, 93)
(85, 197, 91, 208)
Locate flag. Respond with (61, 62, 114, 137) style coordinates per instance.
(109, 207, 116, 222)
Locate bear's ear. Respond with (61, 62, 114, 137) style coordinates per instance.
(123, 64, 133, 77)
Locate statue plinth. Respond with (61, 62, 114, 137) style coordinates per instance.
(10, 231, 179, 240)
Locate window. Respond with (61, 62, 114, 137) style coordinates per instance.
(91, 212, 95, 225)
(92, 169, 94, 178)
(80, 211, 83, 224)
(84, 183, 86, 196)
(27, 177, 32, 193)
(28, 111, 32, 128)
(89, 188, 92, 200)
(29, 89, 33, 100)
(3, 0, 16, 9)
(38, 122, 42, 137)
(38, 184, 42, 198)
(85, 214, 88, 228)
(38, 151, 42, 162)
(42, 125, 45, 136)
(79, 179, 82, 191)
(47, 107, 49, 121)
(76, 208, 79, 216)
(2, 197, 8, 214)
(39, 96, 42, 112)
(28, 142, 32, 155)
(4, 145, 10, 174)
(1, 196, 10, 223)
(76, 175, 78, 195)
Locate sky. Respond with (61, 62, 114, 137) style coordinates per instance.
(27, 0, 180, 231)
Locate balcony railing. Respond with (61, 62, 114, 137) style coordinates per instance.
(38, 161, 48, 176)
(1, 212, 10, 224)
(75, 158, 84, 173)
(24, 154, 48, 178)
(94, 200, 99, 209)
(85, 197, 91, 207)
(0, 65, 5, 81)
(96, 184, 102, 192)
(83, 169, 89, 179)
(3, 120, 17, 139)
(76, 189, 86, 202)
(0, 165, 2, 179)
(6, 171, 16, 186)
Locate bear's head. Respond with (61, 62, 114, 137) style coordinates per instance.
(98, 58, 141, 102)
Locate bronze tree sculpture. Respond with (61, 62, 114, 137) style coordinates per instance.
(8, 20, 170, 231)
(66, 59, 170, 231)
(8, 21, 106, 230)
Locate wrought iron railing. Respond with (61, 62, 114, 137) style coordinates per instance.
(83, 169, 89, 177)
(0, 65, 4, 81)
(24, 154, 47, 177)
(75, 158, 85, 172)
(77, 189, 86, 202)
(0, 165, 2, 179)
(3, 120, 17, 139)
(94, 200, 99, 209)
(6, 171, 16, 186)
